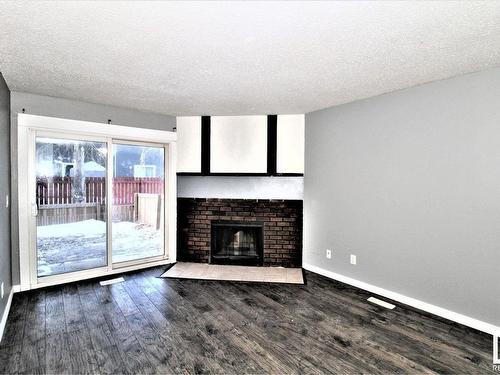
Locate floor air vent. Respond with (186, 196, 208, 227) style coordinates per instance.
(367, 296, 395, 309)
(100, 277, 125, 286)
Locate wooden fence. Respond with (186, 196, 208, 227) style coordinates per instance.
(37, 203, 104, 226)
(36, 177, 164, 205)
(135, 194, 164, 229)
(36, 177, 164, 226)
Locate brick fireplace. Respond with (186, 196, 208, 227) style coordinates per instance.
(177, 198, 302, 267)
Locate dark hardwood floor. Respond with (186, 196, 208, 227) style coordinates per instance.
(0, 267, 495, 374)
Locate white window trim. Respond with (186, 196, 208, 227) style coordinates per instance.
(17, 114, 177, 290)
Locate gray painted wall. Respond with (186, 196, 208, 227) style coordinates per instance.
(304, 67, 500, 327)
(10, 91, 176, 284)
(0, 74, 12, 322)
(177, 176, 303, 200)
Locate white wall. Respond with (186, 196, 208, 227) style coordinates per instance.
(277, 114, 305, 173)
(176, 116, 201, 172)
(304, 67, 500, 328)
(178, 176, 303, 200)
(211, 115, 268, 173)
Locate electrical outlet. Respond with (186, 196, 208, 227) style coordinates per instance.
(350, 254, 357, 265)
(1, 282, 4, 299)
(326, 249, 332, 259)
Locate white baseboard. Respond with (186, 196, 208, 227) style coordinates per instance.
(0, 287, 15, 343)
(12, 285, 21, 293)
(303, 263, 500, 336)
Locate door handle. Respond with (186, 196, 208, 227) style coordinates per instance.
(31, 202, 38, 217)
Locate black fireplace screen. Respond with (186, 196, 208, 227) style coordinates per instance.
(211, 221, 263, 266)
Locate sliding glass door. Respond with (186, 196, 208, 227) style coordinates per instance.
(35, 136, 108, 277)
(35, 134, 168, 280)
(112, 142, 166, 264)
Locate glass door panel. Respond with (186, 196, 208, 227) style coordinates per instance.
(35, 137, 108, 277)
(112, 143, 165, 264)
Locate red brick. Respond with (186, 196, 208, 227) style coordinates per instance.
(178, 198, 302, 267)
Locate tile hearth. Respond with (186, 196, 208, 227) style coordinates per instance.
(161, 262, 304, 284)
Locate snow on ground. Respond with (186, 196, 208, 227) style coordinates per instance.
(37, 219, 106, 238)
(37, 219, 163, 277)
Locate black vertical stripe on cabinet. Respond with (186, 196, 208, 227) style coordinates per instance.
(267, 115, 277, 175)
(201, 116, 211, 175)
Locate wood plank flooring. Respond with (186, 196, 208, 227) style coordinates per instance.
(0, 267, 495, 374)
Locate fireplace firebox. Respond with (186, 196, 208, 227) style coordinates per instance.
(211, 221, 264, 266)
(178, 198, 302, 267)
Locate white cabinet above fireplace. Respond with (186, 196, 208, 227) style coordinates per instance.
(211, 115, 268, 173)
(176, 114, 305, 175)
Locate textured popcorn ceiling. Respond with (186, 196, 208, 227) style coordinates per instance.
(1, 1, 500, 116)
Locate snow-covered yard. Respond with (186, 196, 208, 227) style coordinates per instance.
(37, 219, 163, 276)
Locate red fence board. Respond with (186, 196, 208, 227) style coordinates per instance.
(36, 177, 164, 206)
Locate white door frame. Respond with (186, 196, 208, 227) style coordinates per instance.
(17, 114, 177, 290)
